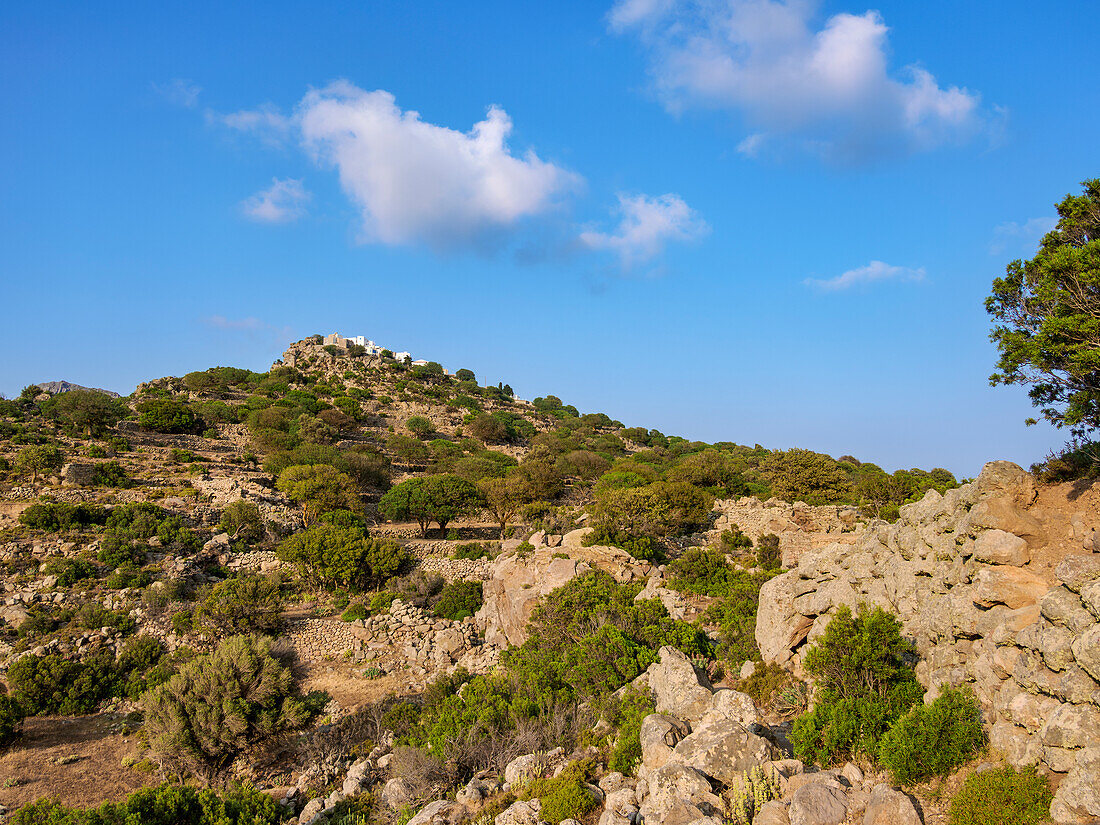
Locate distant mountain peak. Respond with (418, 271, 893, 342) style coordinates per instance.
(36, 380, 121, 398)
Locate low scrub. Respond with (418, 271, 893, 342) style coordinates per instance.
(948, 765, 1052, 825)
(878, 685, 985, 784)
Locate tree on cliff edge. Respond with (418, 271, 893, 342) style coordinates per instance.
(987, 178, 1100, 445)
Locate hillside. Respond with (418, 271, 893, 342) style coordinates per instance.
(0, 336, 1096, 825)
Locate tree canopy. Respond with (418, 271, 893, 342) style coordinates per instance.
(987, 178, 1100, 442)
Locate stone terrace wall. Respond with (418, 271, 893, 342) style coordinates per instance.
(711, 497, 867, 567)
(755, 461, 1100, 823)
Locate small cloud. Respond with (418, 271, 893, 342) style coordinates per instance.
(241, 178, 310, 223)
(804, 260, 925, 291)
(207, 103, 294, 146)
(152, 78, 201, 108)
(580, 192, 708, 270)
(737, 133, 767, 157)
(990, 216, 1057, 255)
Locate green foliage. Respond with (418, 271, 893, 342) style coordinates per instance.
(41, 556, 96, 587)
(987, 178, 1100, 441)
(452, 542, 495, 560)
(791, 605, 923, 766)
(878, 686, 985, 784)
(278, 524, 407, 590)
(276, 464, 362, 524)
(378, 474, 482, 536)
(142, 635, 315, 784)
(756, 533, 781, 570)
(20, 502, 108, 531)
(701, 569, 778, 664)
(521, 761, 599, 825)
(0, 691, 25, 746)
(432, 580, 483, 621)
(455, 368, 476, 382)
(14, 444, 64, 482)
(948, 766, 1052, 825)
(582, 525, 665, 562)
(90, 461, 130, 488)
(41, 390, 127, 437)
(8, 782, 288, 825)
(606, 689, 655, 775)
(595, 481, 714, 538)
(218, 500, 265, 542)
(341, 602, 369, 622)
(137, 398, 204, 434)
(8, 653, 117, 715)
(406, 415, 433, 438)
(387, 433, 430, 464)
(668, 547, 739, 596)
(196, 574, 283, 635)
(759, 448, 854, 504)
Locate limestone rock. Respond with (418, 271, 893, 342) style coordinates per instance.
(974, 566, 1048, 609)
(1050, 746, 1100, 824)
(494, 799, 541, 825)
(407, 800, 466, 825)
(1055, 555, 1100, 593)
(640, 714, 689, 772)
(862, 784, 921, 825)
(1071, 624, 1100, 682)
(381, 777, 414, 809)
(637, 763, 723, 825)
(754, 800, 791, 825)
(787, 781, 848, 825)
(973, 529, 1030, 566)
(648, 646, 715, 723)
(670, 721, 779, 785)
(504, 747, 565, 786)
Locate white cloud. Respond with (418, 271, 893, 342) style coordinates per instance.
(990, 216, 1057, 255)
(207, 103, 294, 145)
(296, 81, 581, 248)
(153, 78, 201, 108)
(241, 178, 310, 223)
(804, 260, 925, 291)
(581, 193, 708, 268)
(609, 0, 995, 162)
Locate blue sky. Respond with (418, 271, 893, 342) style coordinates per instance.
(2, 0, 1097, 477)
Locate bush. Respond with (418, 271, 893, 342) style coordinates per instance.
(138, 398, 204, 434)
(606, 689, 655, 775)
(41, 556, 96, 587)
(878, 686, 985, 784)
(791, 605, 922, 766)
(218, 500, 265, 542)
(8, 653, 116, 716)
(277, 464, 362, 524)
(595, 481, 714, 537)
(432, 580, 483, 621)
(406, 415, 433, 438)
(452, 542, 494, 560)
(0, 691, 25, 746)
(196, 574, 283, 635)
(702, 569, 777, 664)
(278, 524, 407, 590)
(948, 766, 1052, 825)
(90, 460, 130, 488)
(582, 526, 664, 563)
(8, 782, 287, 825)
(521, 761, 600, 825)
(20, 502, 107, 531)
(341, 602, 369, 622)
(143, 635, 316, 784)
(756, 533, 781, 570)
(668, 547, 737, 596)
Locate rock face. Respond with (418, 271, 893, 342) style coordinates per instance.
(711, 497, 866, 567)
(475, 531, 651, 647)
(754, 461, 1100, 824)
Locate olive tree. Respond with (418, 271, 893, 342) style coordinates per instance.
(276, 464, 361, 524)
(14, 445, 63, 484)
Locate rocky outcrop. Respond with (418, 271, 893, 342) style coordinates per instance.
(754, 461, 1100, 824)
(475, 529, 654, 647)
(711, 497, 866, 567)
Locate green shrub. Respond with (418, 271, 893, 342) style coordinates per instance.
(341, 602, 368, 622)
(143, 635, 317, 783)
(702, 569, 779, 664)
(452, 542, 494, 560)
(0, 691, 25, 746)
(791, 604, 922, 766)
(521, 761, 600, 825)
(218, 500, 265, 543)
(606, 689, 655, 775)
(668, 547, 738, 596)
(756, 534, 782, 570)
(8, 653, 116, 715)
(7, 782, 287, 825)
(948, 766, 1052, 825)
(137, 398, 204, 434)
(878, 685, 985, 784)
(20, 502, 107, 531)
(41, 556, 96, 587)
(91, 460, 130, 488)
(582, 526, 665, 562)
(432, 580, 483, 621)
(278, 525, 407, 591)
(196, 574, 283, 635)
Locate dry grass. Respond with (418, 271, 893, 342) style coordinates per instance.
(0, 713, 150, 810)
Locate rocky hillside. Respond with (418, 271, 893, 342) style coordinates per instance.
(0, 336, 1094, 825)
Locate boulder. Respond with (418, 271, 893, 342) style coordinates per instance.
(640, 714, 689, 772)
(973, 529, 1030, 566)
(299, 798, 326, 825)
(787, 781, 848, 825)
(504, 747, 565, 786)
(494, 799, 541, 825)
(974, 567, 1048, 609)
(648, 647, 715, 723)
(1055, 555, 1100, 593)
(756, 574, 816, 665)
(670, 721, 779, 786)
(754, 800, 791, 825)
(862, 785, 921, 825)
(637, 763, 723, 825)
(698, 688, 758, 728)
(381, 777, 414, 809)
(407, 800, 467, 825)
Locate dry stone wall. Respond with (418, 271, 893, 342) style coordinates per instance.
(755, 461, 1100, 823)
(710, 497, 866, 567)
